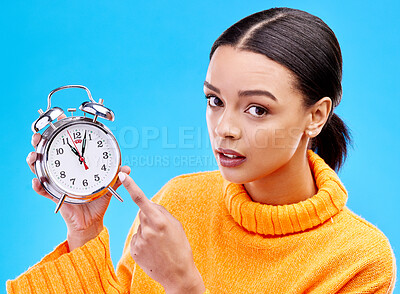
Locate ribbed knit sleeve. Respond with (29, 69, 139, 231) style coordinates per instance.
(6, 227, 125, 293)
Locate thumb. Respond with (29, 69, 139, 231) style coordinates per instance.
(118, 172, 153, 214)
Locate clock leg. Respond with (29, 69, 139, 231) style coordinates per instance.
(107, 187, 123, 202)
(54, 194, 67, 214)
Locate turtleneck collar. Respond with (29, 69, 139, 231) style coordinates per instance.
(223, 150, 348, 236)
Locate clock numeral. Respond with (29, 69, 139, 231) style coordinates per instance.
(62, 138, 67, 145)
(103, 152, 109, 159)
(73, 132, 82, 140)
(88, 133, 92, 140)
(56, 148, 64, 155)
(97, 140, 103, 148)
(60, 171, 66, 178)
(94, 174, 100, 181)
(101, 164, 107, 171)
(82, 179, 88, 186)
(70, 178, 76, 185)
(55, 160, 61, 167)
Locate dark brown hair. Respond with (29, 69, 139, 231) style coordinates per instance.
(210, 7, 352, 172)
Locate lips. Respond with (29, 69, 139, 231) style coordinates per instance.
(216, 148, 246, 167)
(216, 148, 245, 157)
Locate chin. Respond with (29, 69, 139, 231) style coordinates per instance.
(218, 166, 252, 184)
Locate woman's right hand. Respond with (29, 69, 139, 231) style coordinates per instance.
(27, 126, 131, 251)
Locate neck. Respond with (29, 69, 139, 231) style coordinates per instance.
(244, 147, 317, 205)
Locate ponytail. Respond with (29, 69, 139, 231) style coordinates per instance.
(310, 113, 352, 172)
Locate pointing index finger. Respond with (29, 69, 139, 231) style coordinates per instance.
(118, 172, 153, 214)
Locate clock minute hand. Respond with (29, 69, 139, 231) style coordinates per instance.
(81, 131, 87, 157)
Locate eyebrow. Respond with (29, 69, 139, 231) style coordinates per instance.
(204, 81, 278, 102)
(204, 81, 220, 93)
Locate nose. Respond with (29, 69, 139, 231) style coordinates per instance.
(215, 109, 241, 140)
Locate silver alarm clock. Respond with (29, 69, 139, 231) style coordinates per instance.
(32, 85, 123, 213)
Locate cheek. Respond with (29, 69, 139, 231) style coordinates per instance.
(244, 125, 301, 177)
(206, 111, 216, 141)
(250, 127, 274, 149)
(248, 124, 301, 149)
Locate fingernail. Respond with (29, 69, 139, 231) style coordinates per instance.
(118, 172, 126, 182)
(27, 152, 36, 163)
(31, 134, 38, 146)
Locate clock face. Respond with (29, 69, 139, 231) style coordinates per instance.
(45, 123, 120, 196)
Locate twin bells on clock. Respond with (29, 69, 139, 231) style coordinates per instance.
(31, 85, 123, 213)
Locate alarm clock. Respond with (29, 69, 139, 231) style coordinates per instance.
(32, 85, 123, 213)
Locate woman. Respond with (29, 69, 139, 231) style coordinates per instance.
(8, 7, 396, 293)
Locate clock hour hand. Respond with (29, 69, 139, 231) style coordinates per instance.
(81, 131, 87, 157)
(66, 139, 81, 159)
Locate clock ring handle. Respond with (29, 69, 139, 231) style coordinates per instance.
(47, 85, 95, 111)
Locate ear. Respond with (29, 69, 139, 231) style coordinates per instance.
(306, 97, 332, 137)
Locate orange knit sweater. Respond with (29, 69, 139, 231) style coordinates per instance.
(7, 150, 396, 293)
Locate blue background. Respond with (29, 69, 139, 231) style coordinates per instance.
(1, 0, 399, 291)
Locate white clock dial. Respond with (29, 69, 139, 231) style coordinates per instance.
(45, 123, 120, 196)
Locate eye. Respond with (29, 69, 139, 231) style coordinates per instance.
(247, 105, 268, 117)
(205, 95, 224, 107)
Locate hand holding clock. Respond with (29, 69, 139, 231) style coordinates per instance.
(27, 115, 131, 250)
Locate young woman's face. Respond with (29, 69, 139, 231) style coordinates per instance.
(205, 45, 310, 184)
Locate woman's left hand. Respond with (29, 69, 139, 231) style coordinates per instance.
(118, 172, 206, 294)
